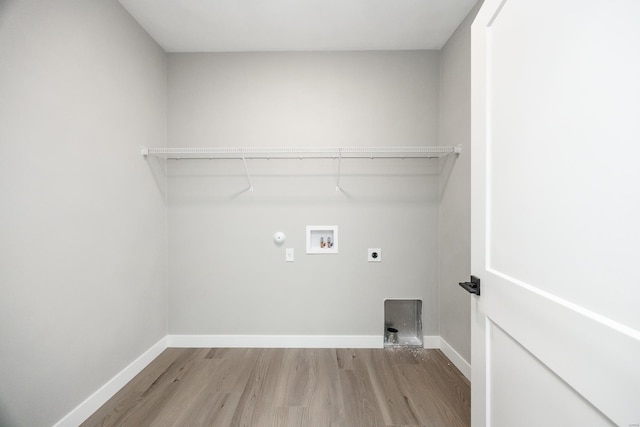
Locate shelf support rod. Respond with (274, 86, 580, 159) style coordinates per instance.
(241, 151, 254, 192)
(336, 148, 343, 192)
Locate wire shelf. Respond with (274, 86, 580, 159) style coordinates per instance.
(141, 146, 461, 160)
(141, 145, 461, 192)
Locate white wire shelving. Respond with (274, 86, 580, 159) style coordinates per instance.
(140, 145, 461, 191)
(140, 146, 461, 159)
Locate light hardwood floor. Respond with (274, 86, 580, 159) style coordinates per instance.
(82, 347, 470, 427)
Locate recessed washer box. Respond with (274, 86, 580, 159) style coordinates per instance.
(306, 226, 338, 254)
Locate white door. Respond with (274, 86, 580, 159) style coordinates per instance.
(470, 1, 640, 426)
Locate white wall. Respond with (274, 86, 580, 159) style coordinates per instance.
(166, 51, 442, 338)
(0, 1, 166, 426)
(438, 2, 483, 363)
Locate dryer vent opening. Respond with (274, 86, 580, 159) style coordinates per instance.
(384, 299, 423, 347)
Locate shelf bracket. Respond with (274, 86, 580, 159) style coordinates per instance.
(141, 146, 149, 158)
(336, 148, 343, 192)
(241, 151, 254, 192)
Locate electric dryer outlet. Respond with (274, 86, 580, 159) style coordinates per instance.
(368, 248, 382, 262)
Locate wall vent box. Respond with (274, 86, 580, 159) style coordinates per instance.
(384, 299, 423, 347)
(306, 226, 338, 254)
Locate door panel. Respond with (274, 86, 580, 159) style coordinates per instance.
(471, 0, 640, 426)
(490, 324, 613, 427)
(485, 272, 640, 425)
(488, 0, 640, 330)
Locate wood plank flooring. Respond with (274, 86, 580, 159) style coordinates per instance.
(82, 348, 470, 427)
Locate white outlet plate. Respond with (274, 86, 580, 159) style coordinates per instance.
(286, 248, 294, 262)
(368, 248, 382, 262)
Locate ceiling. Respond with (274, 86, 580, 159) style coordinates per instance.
(118, 0, 477, 52)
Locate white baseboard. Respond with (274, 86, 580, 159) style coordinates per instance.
(166, 335, 449, 350)
(166, 334, 383, 348)
(439, 337, 471, 380)
(53, 336, 168, 427)
(423, 335, 441, 349)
